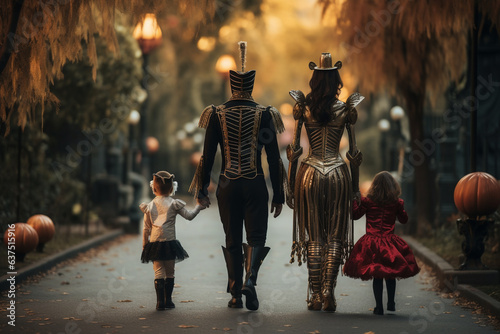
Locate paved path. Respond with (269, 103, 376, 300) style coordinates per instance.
(1, 200, 498, 334)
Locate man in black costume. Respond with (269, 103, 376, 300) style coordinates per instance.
(190, 41, 286, 311)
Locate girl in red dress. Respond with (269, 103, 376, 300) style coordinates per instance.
(343, 171, 420, 315)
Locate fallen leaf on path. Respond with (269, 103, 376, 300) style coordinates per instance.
(340, 294, 349, 296)
(117, 300, 132, 302)
(364, 332, 375, 334)
(238, 322, 249, 325)
(61, 281, 70, 285)
(179, 325, 199, 328)
(223, 328, 232, 331)
(283, 324, 292, 327)
(139, 317, 146, 320)
(181, 300, 195, 303)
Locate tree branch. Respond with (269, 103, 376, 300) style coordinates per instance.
(0, 0, 25, 76)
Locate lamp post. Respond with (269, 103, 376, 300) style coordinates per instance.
(378, 119, 390, 171)
(126, 110, 141, 178)
(133, 14, 162, 179)
(390, 106, 405, 174)
(215, 54, 236, 101)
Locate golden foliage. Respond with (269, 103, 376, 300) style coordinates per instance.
(0, 0, 215, 135)
(319, 0, 500, 99)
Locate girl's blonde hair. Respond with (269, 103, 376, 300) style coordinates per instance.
(367, 171, 401, 206)
(153, 171, 174, 196)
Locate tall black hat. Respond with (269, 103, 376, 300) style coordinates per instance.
(229, 41, 256, 95)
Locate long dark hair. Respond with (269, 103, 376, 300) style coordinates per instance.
(367, 171, 401, 206)
(305, 70, 343, 124)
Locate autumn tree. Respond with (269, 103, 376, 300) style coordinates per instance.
(319, 0, 500, 235)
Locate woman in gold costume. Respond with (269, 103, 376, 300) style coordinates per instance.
(287, 53, 363, 312)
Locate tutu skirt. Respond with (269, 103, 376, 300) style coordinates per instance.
(343, 234, 420, 280)
(141, 240, 189, 263)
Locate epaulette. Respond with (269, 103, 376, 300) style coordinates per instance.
(198, 105, 216, 129)
(345, 93, 364, 124)
(289, 90, 306, 120)
(267, 106, 285, 134)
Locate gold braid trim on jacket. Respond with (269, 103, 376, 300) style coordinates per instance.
(188, 156, 204, 198)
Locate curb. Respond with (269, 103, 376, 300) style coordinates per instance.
(0, 229, 124, 292)
(405, 235, 500, 317)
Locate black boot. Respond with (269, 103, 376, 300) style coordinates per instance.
(154, 279, 166, 310)
(242, 243, 270, 311)
(165, 277, 175, 309)
(222, 246, 243, 308)
(386, 279, 396, 311)
(373, 278, 384, 315)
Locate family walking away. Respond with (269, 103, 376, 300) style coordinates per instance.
(140, 171, 205, 310)
(138, 45, 420, 316)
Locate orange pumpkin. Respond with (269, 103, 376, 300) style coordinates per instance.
(27, 214, 55, 245)
(454, 172, 500, 218)
(3, 223, 39, 258)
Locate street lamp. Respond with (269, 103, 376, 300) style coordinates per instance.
(133, 14, 163, 55)
(215, 54, 236, 100)
(126, 110, 141, 179)
(133, 14, 162, 179)
(390, 106, 405, 173)
(378, 119, 390, 170)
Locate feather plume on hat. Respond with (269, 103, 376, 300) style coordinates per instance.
(238, 41, 247, 72)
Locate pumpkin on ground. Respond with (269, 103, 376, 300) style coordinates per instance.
(27, 214, 55, 252)
(3, 223, 39, 261)
(454, 172, 500, 218)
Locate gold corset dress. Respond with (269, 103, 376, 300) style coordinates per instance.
(302, 122, 346, 175)
(294, 110, 352, 248)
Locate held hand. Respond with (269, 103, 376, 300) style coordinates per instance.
(197, 196, 211, 208)
(270, 203, 283, 218)
(196, 204, 207, 211)
(353, 191, 361, 203)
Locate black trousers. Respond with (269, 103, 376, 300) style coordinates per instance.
(217, 175, 269, 252)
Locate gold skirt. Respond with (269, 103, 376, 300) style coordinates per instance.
(290, 161, 352, 264)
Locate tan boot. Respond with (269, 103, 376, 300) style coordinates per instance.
(306, 241, 323, 311)
(322, 241, 342, 312)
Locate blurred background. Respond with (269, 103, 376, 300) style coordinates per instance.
(1, 0, 499, 271)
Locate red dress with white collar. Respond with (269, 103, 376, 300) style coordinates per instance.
(343, 197, 420, 280)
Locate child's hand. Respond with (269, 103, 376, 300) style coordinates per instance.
(353, 191, 361, 203)
(196, 204, 207, 211)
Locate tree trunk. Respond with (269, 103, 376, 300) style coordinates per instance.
(402, 86, 435, 237)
